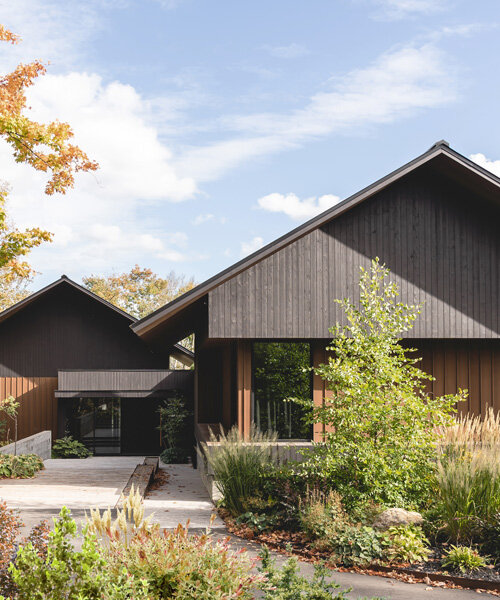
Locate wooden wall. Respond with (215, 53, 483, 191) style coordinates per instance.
(0, 377, 58, 441)
(209, 169, 500, 339)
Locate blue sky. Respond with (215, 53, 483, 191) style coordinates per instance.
(0, 0, 499, 287)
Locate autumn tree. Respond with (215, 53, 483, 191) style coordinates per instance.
(0, 24, 97, 282)
(0, 269, 31, 311)
(83, 265, 195, 320)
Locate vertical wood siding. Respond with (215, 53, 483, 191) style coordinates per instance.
(0, 377, 58, 440)
(209, 170, 500, 339)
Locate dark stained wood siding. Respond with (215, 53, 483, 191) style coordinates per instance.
(0, 282, 168, 377)
(209, 169, 500, 339)
(57, 369, 193, 393)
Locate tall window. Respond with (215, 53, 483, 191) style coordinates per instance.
(253, 342, 312, 440)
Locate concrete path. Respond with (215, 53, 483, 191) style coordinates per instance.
(144, 463, 224, 529)
(0, 457, 143, 509)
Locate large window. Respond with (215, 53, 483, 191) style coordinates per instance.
(252, 342, 312, 440)
(68, 398, 121, 455)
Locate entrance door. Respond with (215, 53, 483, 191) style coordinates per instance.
(120, 398, 161, 455)
(68, 398, 121, 455)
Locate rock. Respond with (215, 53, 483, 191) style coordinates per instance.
(372, 507, 424, 529)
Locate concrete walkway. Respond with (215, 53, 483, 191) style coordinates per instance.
(144, 463, 224, 529)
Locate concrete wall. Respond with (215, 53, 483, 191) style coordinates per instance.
(0, 430, 52, 460)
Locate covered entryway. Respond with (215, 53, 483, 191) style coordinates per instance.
(55, 370, 193, 456)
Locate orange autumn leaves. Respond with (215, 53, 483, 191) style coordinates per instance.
(0, 24, 98, 279)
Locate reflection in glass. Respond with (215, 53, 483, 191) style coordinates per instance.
(253, 342, 312, 440)
(69, 398, 121, 454)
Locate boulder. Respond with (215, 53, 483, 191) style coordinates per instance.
(372, 507, 423, 530)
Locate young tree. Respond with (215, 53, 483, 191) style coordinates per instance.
(294, 258, 466, 510)
(83, 265, 195, 319)
(0, 24, 98, 281)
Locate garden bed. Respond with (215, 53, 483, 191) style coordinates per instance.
(222, 516, 500, 594)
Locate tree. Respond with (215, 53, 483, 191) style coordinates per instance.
(293, 258, 466, 510)
(83, 265, 195, 320)
(0, 24, 98, 281)
(0, 396, 19, 453)
(0, 268, 31, 311)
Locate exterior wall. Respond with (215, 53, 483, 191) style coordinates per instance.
(0, 377, 58, 440)
(209, 170, 500, 339)
(0, 430, 52, 460)
(0, 283, 167, 378)
(229, 339, 500, 443)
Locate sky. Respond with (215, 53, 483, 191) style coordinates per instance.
(0, 0, 499, 288)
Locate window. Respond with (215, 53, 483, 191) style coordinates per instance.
(252, 342, 312, 440)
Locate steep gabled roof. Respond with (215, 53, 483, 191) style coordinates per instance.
(132, 140, 500, 337)
(0, 275, 194, 366)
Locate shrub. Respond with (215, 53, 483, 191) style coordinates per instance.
(52, 436, 91, 458)
(291, 259, 463, 510)
(476, 511, 500, 560)
(258, 545, 355, 600)
(202, 425, 277, 515)
(383, 525, 430, 564)
(236, 511, 277, 533)
(326, 525, 385, 567)
(158, 394, 192, 464)
(435, 408, 500, 541)
(0, 453, 43, 478)
(299, 489, 349, 540)
(442, 545, 487, 573)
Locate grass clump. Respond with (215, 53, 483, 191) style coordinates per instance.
(442, 545, 487, 573)
(202, 425, 277, 515)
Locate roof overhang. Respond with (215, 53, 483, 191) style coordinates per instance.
(132, 141, 500, 339)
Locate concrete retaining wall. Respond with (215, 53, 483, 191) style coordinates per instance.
(0, 430, 52, 460)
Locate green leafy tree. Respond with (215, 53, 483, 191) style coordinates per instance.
(0, 396, 19, 451)
(294, 258, 466, 509)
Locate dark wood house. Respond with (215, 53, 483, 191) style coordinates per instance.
(132, 141, 500, 443)
(1, 141, 498, 452)
(0, 277, 193, 454)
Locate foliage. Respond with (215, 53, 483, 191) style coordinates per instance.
(325, 525, 385, 567)
(476, 512, 500, 561)
(0, 269, 31, 312)
(0, 453, 43, 478)
(0, 25, 97, 281)
(202, 425, 278, 516)
(235, 511, 277, 533)
(382, 525, 430, 564)
(258, 545, 363, 600)
(435, 408, 500, 541)
(83, 265, 195, 319)
(0, 501, 49, 598)
(158, 395, 192, 464)
(51, 436, 91, 459)
(292, 258, 464, 510)
(441, 545, 487, 573)
(298, 489, 349, 540)
(0, 396, 18, 445)
(253, 342, 312, 439)
(7, 506, 149, 600)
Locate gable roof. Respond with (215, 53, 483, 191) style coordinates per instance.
(130, 141, 500, 337)
(0, 275, 194, 365)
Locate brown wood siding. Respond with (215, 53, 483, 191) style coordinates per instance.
(0, 282, 168, 377)
(0, 377, 58, 440)
(208, 170, 500, 339)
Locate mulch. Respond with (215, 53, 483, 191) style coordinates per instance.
(220, 511, 500, 595)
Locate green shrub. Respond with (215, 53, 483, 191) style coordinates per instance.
(0, 453, 43, 478)
(383, 525, 430, 564)
(157, 394, 192, 464)
(52, 436, 91, 458)
(7, 506, 149, 600)
(476, 512, 500, 560)
(325, 525, 385, 567)
(258, 545, 352, 600)
(291, 259, 463, 510)
(236, 511, 277, 532)
(202, 425, 277, 515)
(442, 545, 487, 573)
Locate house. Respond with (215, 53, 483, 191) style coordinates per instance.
(0, 277, 193, 455)
(0, 140, 498, 454)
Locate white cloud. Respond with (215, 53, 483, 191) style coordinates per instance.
(264, 43, 309, 59)
(470, 153, 500, 177)
(0, 71, 197, 276)
(257, 193, 341, 221)
(373, 0, 446, 19)
(177, 44, 456, 181)
(192, 213, 215, 225)
(241, 236, 264, 256)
